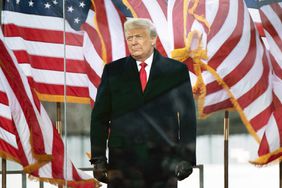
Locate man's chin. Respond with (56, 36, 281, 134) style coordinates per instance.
(131, 54, 143, 60)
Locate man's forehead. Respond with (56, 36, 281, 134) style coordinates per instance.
(125, 28, 148, 36)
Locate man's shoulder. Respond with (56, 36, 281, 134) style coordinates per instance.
(105, 56, 130, 69)
(162, 56, 187, 70)
(164, 57, 184, 65)
(112, 56, 129, 64)
(154, 50, 186, 68)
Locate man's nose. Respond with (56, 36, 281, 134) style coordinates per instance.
(131, 36, 138, 44)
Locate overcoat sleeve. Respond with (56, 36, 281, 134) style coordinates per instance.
(176, 66, 197, 165)
(90, 64, 111, 159)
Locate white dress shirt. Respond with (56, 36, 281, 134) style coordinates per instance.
(136, 52, 154, 81)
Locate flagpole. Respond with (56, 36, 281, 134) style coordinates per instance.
(0, 1, 6, 187)
(279, 161, 282, 188)
(56, 102, 62, 135)
(0, 0, 2, 22)
(224, 111, 229, 188)
(56, 102, 63, 188)
(1, 158, 7, 188)
(62, 0, 68, 187)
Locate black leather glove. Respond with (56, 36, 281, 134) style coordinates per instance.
(175, 161, 193, 181)
(91, 156, 109, 183)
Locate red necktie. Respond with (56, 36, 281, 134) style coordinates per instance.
(139, 62, 147, 92)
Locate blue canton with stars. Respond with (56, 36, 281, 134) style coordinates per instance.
(244, 0, 282, 8)
(4, 0, 91, 31)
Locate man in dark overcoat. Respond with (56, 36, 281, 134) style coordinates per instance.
(90, 18, 197, 188)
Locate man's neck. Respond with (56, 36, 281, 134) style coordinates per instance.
(137, 51, 154, 65)
(133, 49, 154, 62)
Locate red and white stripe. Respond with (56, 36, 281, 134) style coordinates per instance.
(0, 82, 28, 165)
(194, 0, 272, 142)
(167, 0, 209, 86)
(82, 0, 128, 104)
(92, 0, 128, 63)
(0, 32, 96, 187)
(196, 1, 280, 164)
(251, 2, 282, 164)
(168, 0, 282, 164)
(1, 10, 91, 103)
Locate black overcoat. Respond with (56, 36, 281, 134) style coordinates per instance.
(91, 49, 196, 188)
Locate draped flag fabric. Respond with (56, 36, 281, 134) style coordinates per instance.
(168, 0, 282, 165)
(2, 0, 99, 105)
(0, 31, 97, 187)
(246, 0, 282, 164)
(82, 0, 128, 105)
(167, 0, 275, 164)
(90, 0, 128, 63)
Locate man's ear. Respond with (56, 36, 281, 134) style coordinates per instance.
(151, 37, 157, 46)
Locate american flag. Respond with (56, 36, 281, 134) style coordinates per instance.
(168, 0, 282, 165)
(0, 30, 97, 187)
(1, 0, 99, 104)
(246, 0, 282, 165)
(170, 0, 282, 165)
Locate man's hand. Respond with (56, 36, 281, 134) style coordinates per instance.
(91, 157, 109, 183)
(175, 161, 193, 181)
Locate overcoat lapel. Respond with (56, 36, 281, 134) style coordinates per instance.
(124, 56, 144, 100)
(144, 50, 166, 101)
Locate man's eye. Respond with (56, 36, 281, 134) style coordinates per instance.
(126, 35, 143, 41)
(126, 36, 133, 41)
(136, 35, 143, 40)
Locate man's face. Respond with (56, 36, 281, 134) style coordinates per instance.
(125, 28, 156, 61)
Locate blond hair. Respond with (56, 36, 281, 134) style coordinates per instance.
(124, 18, 157, 38)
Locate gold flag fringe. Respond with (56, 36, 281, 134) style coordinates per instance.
(28, 174, 100, 188)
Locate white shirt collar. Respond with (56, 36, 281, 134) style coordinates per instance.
(136, 52, 154, 73)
